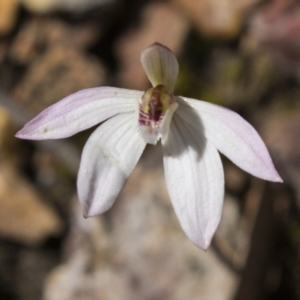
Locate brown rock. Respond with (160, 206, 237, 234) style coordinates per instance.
(1, 83, 68, 246)
(115, 2, 189, 90)
(259, 109, 300, 207)
(19, 0, 56, 13)
(10, 18, 100, 64)
(261, 111, 300, 164)
(248, 0, 300, 75)
(0, 163, 63, 245)
(19, 0, 113, 13)
(172, 0, 261, 40)
(0, 0, 19, 36)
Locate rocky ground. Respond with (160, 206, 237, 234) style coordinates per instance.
(0, 0, 300, 299)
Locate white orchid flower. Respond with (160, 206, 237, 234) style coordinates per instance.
(16, 43, 282, 249)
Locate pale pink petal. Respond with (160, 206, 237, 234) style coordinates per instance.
(16, 87, 142, 140)
(141, 43, 178, 92)
(77, 112, 146, 217)
(162, 114, 224, 249)
(176, 97, 282, 182)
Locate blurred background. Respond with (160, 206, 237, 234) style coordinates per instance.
(0, 0, 299, 299)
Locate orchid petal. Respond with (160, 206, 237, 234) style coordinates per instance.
(176, 96, 282, 182)
(16, 87, 143, 140)
(160, 102, 178, 140)
(141, 43, 178, 92)
(77, 112, 146, 217)
(162, 114, 224, 249)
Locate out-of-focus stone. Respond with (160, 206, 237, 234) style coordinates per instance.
(10, 18, 100, 64)
(0, 0, 19, 36)
(19, 0, 114, 13)
(172, 0, 261, 40)
(259, 109, 300, 207)
(13, 45, 106, 114)
(0, 163, 63, 245)
(43, 149, 238, 300)
(260, 110, 300, 165)
(247, 0, 300, 77)
(115, 2, 189, 90)
(10, 17, 105, 114)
